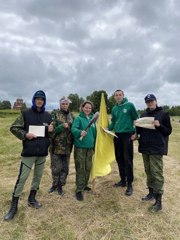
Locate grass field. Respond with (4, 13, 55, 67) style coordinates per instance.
(0, 113, 180, 240)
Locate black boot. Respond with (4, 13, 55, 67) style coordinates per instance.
(57, 183, 64, 195)
(48, 185, 57, 193)
(4, 195, 19, 221)
(76, 191, 84, 201)
(149, 193, 162, 212)
(142, 187, 154, 201)
(125, 183, 133, 196)
(28, 190, 42, 209)
(84, 186, 91, 191)
(113, 180, 126, 187)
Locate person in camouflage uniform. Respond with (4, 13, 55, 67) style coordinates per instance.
(49, 97, 74, 195)
(135, 94, 172, 213)
(71, 101, 96, 201)
(4, 90, 53, 221)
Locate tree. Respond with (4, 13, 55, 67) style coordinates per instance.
(86, 90, 108, 112)
(107, 94, 116, 113)
(162, 105, 170, 112)
(0, 100, 11, 109)
(68, 93, 84, 112)
(168, 106, 180, 116)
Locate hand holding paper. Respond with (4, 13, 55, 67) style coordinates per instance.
(28, 125, 45, 137)
(102, 127, 118, 138)
(26, 132, 37, 140)
(134, 117, 155, 129)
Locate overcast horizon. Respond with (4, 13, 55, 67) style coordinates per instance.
(0, 0, 180, 110)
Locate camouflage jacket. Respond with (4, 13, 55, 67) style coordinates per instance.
(50, 109, 74, 155)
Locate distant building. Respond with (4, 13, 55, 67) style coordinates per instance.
(13, 98, 24, 110)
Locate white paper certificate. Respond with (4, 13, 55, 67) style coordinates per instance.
(102, 127, 118, 138)
(28, 125, 45, 137)
(134, 117, 155, 129)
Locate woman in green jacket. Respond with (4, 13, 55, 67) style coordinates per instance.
(71, 101, 96, 201)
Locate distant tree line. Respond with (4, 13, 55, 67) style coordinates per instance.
(0, 101, 11, 109)
(0, 100, 27, 110)
(67, 90, 115, 113)
(0, 91, 180, 116)
(67, 90, 180, 116)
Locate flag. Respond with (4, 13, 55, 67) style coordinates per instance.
(91, 93, 115, 180)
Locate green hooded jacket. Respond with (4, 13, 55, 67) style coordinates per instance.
(71, 112, 96, 149)
(109, 98, 138, 133)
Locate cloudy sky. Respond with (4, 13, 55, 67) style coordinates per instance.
(0, 0, 180, 110)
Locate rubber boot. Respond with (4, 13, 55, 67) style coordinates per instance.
(4, 195, 19, 221)
(142, 187, 154, 201)
(28, 190, 42, 209)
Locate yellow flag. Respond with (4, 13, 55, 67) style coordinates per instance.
(91, 93, 115, 180)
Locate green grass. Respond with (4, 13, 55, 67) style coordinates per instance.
(0, 115, 180, 240)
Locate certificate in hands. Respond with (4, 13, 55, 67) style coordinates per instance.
(28, 125, 45, 137)
(134, 117, 155, 129)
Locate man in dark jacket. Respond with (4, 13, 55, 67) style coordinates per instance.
(4, 90, 53, 221)
(135, 94, 172, 212)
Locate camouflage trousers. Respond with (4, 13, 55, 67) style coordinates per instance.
(74, 147, 94, 192)
(50, 153, 70, 186)
(142, 154, 164, 194)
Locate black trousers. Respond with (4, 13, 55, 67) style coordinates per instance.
(114, 132, 134, 184)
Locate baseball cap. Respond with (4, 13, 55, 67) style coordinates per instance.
(144, 94, 156, 103)
(34, 90, 46, 99)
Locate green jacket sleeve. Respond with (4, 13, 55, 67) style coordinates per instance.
(10, 112, 26, 140)
(71, 117, 82, 139)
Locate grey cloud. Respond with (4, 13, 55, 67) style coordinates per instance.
(0, 0, 180, 109)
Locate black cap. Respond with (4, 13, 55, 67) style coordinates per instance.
(34, 90, 46, 99)
(144, 94, 156, 103)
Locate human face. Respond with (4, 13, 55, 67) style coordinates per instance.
(35, 97, 44, 110)
(60, 101, 69, 111)
(146, 100, 157, 110)
(82, 103, 92, 116)
(114, 91, 124, 104)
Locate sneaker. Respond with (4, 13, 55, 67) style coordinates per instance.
(113, 180, 126, 187)
(84, 186, 91, 191)
(76, 192, 84, 201)
(125, 184, 133, 196)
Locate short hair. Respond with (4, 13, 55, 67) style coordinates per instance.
(114, 89, 124, 95)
